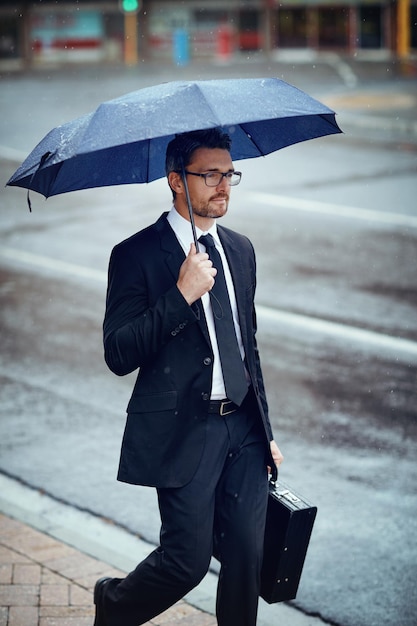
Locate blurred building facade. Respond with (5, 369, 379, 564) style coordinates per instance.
(0, 0, 415, 69)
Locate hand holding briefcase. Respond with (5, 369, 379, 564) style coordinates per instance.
(260, 470, 317, 604)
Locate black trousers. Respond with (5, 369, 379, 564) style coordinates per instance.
(102, 391, 269, 626)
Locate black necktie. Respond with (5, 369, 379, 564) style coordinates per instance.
(199, 234, 248, 405)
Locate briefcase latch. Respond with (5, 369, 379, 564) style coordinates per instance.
(277, 489, 300, 504)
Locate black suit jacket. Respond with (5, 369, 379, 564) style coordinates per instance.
(103, 213, 274, 488)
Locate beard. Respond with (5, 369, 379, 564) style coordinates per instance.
(192, 193, 230, 219)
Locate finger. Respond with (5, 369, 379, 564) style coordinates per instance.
(197, 253, 211, 266)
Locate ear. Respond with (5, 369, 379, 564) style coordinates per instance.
(168, 171, 184, 195)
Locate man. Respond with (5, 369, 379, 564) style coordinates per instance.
(95, 128, 283, 626)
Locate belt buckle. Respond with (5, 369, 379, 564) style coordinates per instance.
(220, 401, 235, 416)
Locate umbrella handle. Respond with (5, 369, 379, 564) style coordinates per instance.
(181, 160, 199, 249)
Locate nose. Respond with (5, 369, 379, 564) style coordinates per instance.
(216, 174, 229, 190)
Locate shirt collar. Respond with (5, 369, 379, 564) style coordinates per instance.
(167, 206, 220, 248)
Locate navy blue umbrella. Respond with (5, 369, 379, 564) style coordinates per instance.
(7, 77, 341, 198)
(7, 78, 341, 241)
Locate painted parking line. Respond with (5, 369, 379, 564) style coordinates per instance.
(2, 245, 416, 359)
(0, 246, 107, 283)
(256, 305, 417, 359)
(247, 191, 417, 229)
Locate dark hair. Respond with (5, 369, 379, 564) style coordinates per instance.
(165, 128, 231, 198)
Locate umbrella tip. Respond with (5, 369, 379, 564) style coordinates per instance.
(27, 189, 32, 212)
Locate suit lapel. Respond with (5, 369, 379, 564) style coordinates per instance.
(156, 213, 186, 281)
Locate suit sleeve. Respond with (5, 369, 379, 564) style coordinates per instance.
(246, 237, 274, 442)
(103, 241, 198, 377)
(251, 303, 274, 441)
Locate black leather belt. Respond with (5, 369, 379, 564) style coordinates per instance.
(208, 399, 239, 416)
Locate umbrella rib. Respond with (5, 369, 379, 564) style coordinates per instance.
(26, 150, 53, 210)
(240, 125, 265, 156)
(146, 139, 150, 183)
(319, 113, 343, 131)
(194, 82, 222, 129)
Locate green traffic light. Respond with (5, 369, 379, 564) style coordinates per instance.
(122, 0, 139, 11)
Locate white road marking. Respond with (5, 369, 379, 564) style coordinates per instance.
(322, 52, 358, 88)
(248, 191, 417, 229)
(256, 305, 417, 359)
(0, 247, 107, 283)
(2, 245, 416, 359)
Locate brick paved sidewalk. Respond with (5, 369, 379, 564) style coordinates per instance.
(0, 514, 216, 626)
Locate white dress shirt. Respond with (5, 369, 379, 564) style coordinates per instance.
(167, 206, 246, 400)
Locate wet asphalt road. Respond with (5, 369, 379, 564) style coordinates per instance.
(1, 57, 417, 625)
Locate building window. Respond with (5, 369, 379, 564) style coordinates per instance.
(410, 4, 417, 49)
(277, 9, 308, 48)
(318, 7, 349, 48)
(238, 9, 261, 51)
(0, 16, 19, 59)
(359, 5, 383, 48)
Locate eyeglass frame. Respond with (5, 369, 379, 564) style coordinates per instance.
(181, 170, 242, 187)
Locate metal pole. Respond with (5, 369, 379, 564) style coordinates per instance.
(264, 0, 272, 58)
(124, 11, 138, 65)
(397, 0, 410, 59)
(181, 162, 199, 248)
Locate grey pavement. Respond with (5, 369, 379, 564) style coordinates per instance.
(1, 52, 416, 626)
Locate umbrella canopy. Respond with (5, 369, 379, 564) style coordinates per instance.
(7, 77, 341, 199)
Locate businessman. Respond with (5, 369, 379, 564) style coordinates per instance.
(95, 128, 283, 626)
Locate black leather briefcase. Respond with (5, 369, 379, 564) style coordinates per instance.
(260, 477, 317, 603)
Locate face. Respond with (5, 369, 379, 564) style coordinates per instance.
(171, 147, 235, 229)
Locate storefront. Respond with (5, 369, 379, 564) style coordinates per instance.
(146, 3, 254, 59)
(146, 0, 409, 58)
(0, 0, 415, 69)
(0, 1, 123, 69)
(268, 0, 394, 52)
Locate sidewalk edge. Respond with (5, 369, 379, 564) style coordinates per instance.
(0, 472, 326, 625)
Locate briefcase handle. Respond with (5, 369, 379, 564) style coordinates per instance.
(270, 463, 278, 486)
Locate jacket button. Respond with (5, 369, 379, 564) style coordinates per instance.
(203, 357, 212, 366)
(202, 393, 210, 401)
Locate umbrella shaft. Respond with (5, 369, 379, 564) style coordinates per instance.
(181, 162, 199, 248)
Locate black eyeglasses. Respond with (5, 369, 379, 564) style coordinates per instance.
(183, 170, 242, 187)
